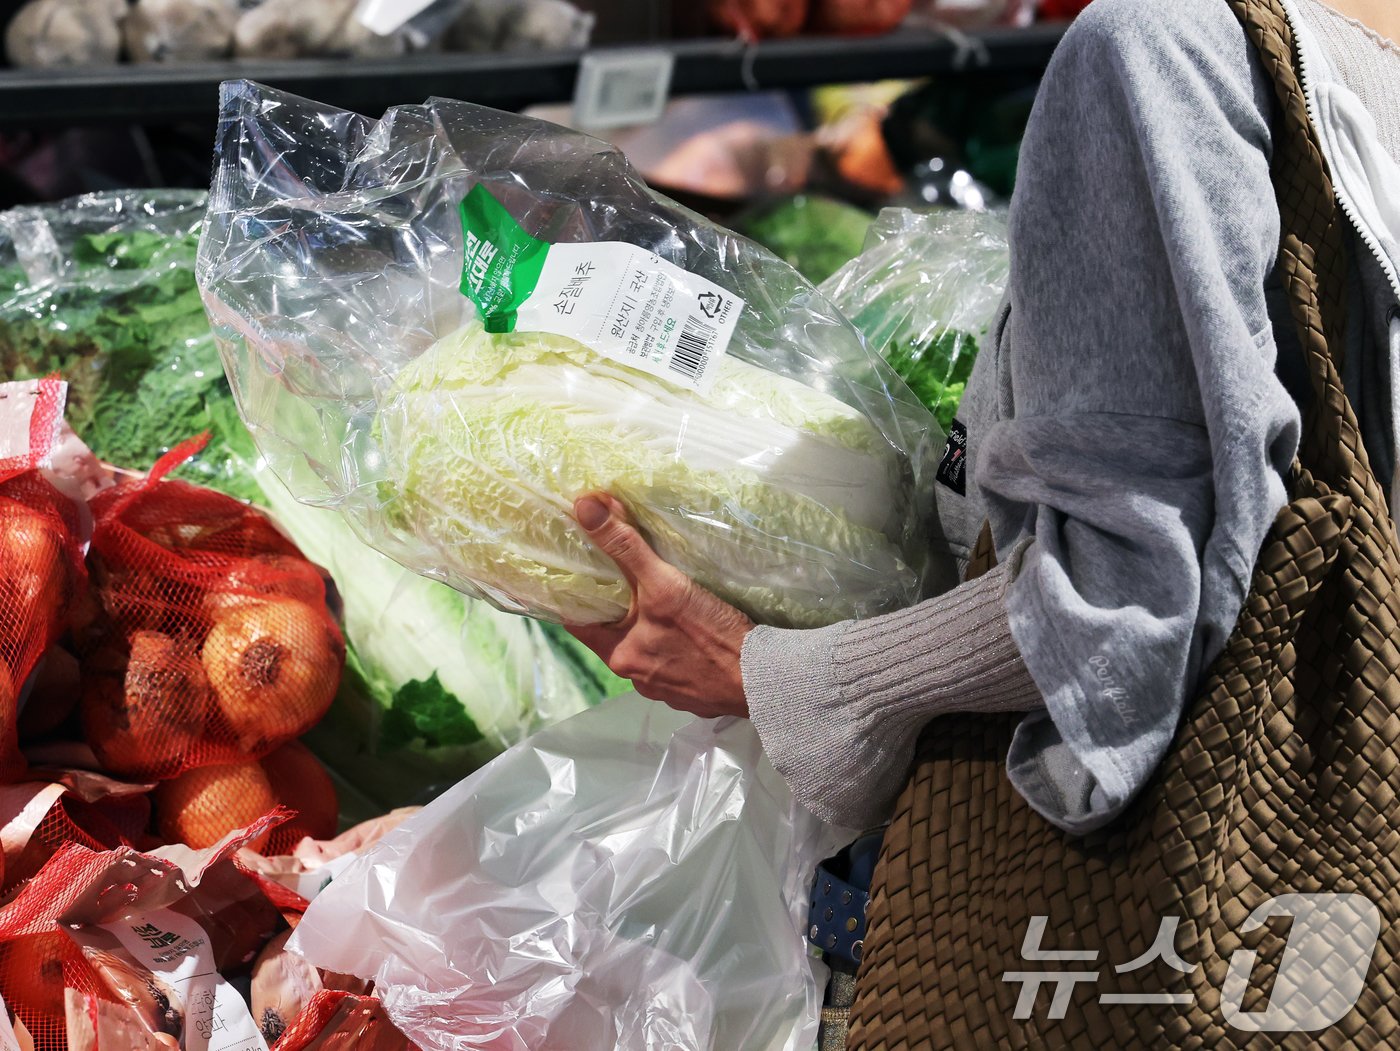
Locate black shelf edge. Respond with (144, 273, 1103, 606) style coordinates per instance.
(0, 24, 1067, 129)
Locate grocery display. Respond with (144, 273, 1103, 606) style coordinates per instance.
(2, 0, 594, 67)
(0, 2, 1067, 1046)
(736, 194, 875, 284)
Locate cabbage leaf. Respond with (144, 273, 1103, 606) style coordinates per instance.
(378, 321, 919, 628)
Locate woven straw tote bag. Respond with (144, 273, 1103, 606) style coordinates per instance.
(845, 1, 1400, 1048)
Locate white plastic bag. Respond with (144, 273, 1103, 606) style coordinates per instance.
(290, 694, 850, 1051)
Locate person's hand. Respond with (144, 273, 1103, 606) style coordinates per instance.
(566, 493, 753, 719)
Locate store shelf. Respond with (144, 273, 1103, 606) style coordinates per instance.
(0, 24, 1066, 129)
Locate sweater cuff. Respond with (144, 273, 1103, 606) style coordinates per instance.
(742, 620, 856, 826)
(740, 543, 1041, 830)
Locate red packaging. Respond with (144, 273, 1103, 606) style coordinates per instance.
(82, 436, 344, 783)
(707, 0, 809, 39)
(0, 814, 285, 1051)
(0, 777, 141, 892)
(0, 380, 89, 783)
(809, 0, 913, 34)
(271, 992, 420, 1051)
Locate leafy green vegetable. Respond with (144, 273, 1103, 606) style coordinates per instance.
(379, 321, 918, 628)
(885, 328, 978, 432)
(381, 673, 486, 750)
(737, 195, 874, 285)
(0, 192, 252, 496)
(820, 209, 1008, 434)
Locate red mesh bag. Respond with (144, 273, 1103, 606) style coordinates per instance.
(0, 845, 112, 1051)
(3, 792, 136, 892)
(271, 991, 421, 1051)
(82, 436, 344, 782)
(0, 771, 146, 893)
(259, 741, 340, 858)
(0, 380, 88, 789)
(0, 381, 89, 783)
(0, 815, 286, 1051)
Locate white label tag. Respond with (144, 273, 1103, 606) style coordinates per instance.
(106, 908, 268, 1051)
(516, 241, 743, 392)
(0, 378, 65, 465)
(0, 990, 19, 1051)
(289, 849, 360, 902)
(353, 0, 434, 34)
(573, 50, 674, 130)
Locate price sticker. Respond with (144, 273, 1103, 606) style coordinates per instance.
(573, 49, 675, 130)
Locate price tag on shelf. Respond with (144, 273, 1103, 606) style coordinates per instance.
(353, 0, 434, 35)
(573, 49, 675, 130)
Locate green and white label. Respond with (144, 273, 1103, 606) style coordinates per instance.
(459, 185, 742, 391)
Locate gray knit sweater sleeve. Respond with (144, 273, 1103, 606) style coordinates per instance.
(742, 545, 1041, 830)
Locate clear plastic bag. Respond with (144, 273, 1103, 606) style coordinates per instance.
(198, 80, 938, 629)
(0, 189, 255, 501)
(820, 208, 1009, 431)
(289, 693, 851, 1051)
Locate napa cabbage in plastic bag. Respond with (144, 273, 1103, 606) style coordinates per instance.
(198, 80, 938, 628)
(290, 693, 851, 1051)
(820, 208, 1009, 431)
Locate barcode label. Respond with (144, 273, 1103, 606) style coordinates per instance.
(671, 317, 716, 379)
(514, 239, 744, 392)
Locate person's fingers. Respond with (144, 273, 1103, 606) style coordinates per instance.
(574, 492, 668, 591)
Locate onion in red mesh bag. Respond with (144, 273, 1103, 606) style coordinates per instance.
(260, 741, 339, 855)
(0, 814, 285, 1051)
(0, 932, 70, 1035)
(83, 436, 344, 779)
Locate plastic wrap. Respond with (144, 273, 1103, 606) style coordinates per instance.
(0, 190, 253, 501)
(199, 80, 938, 629)
(820, 207, 1008, 430)
(291, 693, 850, 1051)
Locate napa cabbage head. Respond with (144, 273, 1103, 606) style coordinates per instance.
(377, 321, 920, 628)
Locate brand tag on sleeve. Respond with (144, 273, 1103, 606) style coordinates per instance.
(935, 419, 968, 496)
